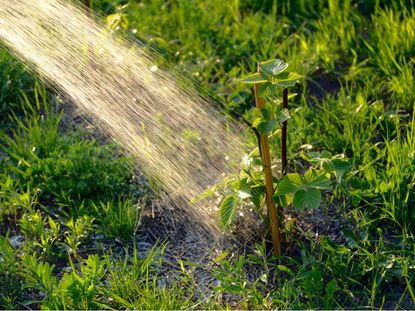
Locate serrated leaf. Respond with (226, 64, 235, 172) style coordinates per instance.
(260, 107, 271, 120)
(240, 73, 268, 84)
(259, 82, 274, 97)
(273, 72, 303, 87)
(260, 59, 288, 75)
(292, 188, 321, 210)
(276, 108, 290, 123)
(256, 120, 277, 135)
(304, 169, 318, 183)
(272, 194, 288, 208)
(321, 150, 333, 158)
(250, 185, 265, 209)
(322, 159, 335, 172)
(332, 158, 351, 175)
(304, 174, 332, 190)
(219, 195, 238, 227)
(276, 173, 303, 195)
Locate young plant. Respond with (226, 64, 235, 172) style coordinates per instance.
(240, 59, 304, 255)
(92, 200, 141, 242)
(65, 215, 94, 258)
(215, 59, 346, 255)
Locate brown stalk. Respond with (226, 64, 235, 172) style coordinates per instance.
(254, 63, 281, 256)
(281, 88, 288, 176)
(83, 0, 91, 13)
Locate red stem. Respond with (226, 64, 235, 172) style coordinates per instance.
(281, 88, 288, 176)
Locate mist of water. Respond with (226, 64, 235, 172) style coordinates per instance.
(0, 0, 250, 239)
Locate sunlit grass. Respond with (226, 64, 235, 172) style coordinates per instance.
(0, 0, 415, 308)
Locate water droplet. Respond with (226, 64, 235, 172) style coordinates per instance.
(132, 29, 137, 34)
(150, 65, 158, 72)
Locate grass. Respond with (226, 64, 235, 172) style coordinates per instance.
(0, 0, 415, 309)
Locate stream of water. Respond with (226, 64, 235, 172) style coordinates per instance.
(0, 0, 248, 239)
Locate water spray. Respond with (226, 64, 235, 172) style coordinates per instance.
(0, 0, 249, 244)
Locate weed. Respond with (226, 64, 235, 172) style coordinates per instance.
(19, 211, 61, 259)
(103, 244, 197, 310)
(92, 200, 141, 242)
(65, 215, 94, 258)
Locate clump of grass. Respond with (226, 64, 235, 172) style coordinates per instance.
(0, 84, 134, 206)
(92, 200, 141, 242)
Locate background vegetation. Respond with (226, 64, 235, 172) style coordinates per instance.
(1, 0, 415, 309)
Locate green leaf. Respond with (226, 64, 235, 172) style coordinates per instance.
(276, 173, 303, 195)
(252, 117, 263, 129)
(332, 158, 351, 175)
(273, 72, 303, 87)
(256, 120, 277, 135)
(260, 107, 271, 120)
(292, 188, 321, 210)
(304, 174, 332, 190)
(190, 185, 216, 203)
(259, 82, 274, 97)
(250, 185, 265, 209)
(260, 59, 288, 75)
(219, 195, 238, 227)
(276, 264, 295, 277)
(240, 73, 268, 84)
(287, 93, 298, 100)
(276, 108, 291, 124)
(322, 159, 335, 172)
(273, 194, 288, 208)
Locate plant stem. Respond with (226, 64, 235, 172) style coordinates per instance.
(254, 63, 281, 256)
(281, 88, 288, 176)
(84, 0, 92, 20)
(84, 0, 91, 10)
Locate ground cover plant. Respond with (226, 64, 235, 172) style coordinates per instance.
(1, 0, 415, 309)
